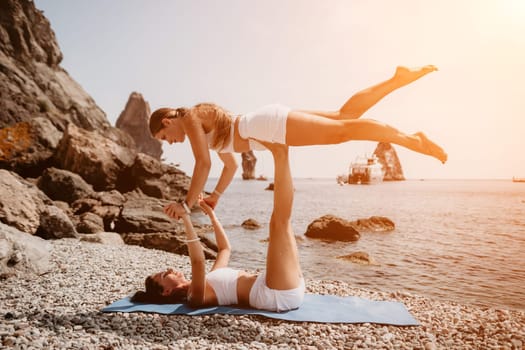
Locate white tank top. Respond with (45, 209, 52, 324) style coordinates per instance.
(206, 267, 239, 305)
(205, 116, 266, 153)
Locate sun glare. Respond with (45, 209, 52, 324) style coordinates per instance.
(502, 0, 525, 22)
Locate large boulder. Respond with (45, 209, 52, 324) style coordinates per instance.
(119, 152, 190, 200)
(0, 222, 53, 276)
(241, 151, 257, 180)
(0, 0, 109, 131)
(0, 117, 62, 177)
(115, 92, 162, 159)
(75, 212, 105, 234)
(54, 123, 137, 191)
(0, 169, 51, 234)
(114, 194, 178, 234)
(305, 215, 395, 242)
(37, 167, 95, 204)
(38, 205, 78, 239)
(305, 215, 361, 242)
(373, 142, 405, 181)
(71, 190, 125, 231)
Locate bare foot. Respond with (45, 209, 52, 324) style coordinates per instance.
(414, 132, 447, 164)
(393, 65, 438, 86)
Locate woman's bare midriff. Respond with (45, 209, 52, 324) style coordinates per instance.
(236, 271, 257, 306)
(232, 118, 252, 153)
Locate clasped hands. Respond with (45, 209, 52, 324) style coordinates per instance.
(163, 193, 218, 220)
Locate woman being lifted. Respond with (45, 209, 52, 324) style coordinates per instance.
(150, 65, 447, 216)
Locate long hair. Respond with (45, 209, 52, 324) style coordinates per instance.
(191, 103, 232, 151)
(131, 275, 188, 304)
(149, 107, 188, 137)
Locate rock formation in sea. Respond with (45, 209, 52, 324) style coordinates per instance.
(115, 92, 162, 159)
(304, 215, 361, 242)
(0, 0, 216, 277)
(304, 215, 394, 242)
(241, 151, 257, 180)
(373, 142, 405, 181)
(241, 218, 261, 230)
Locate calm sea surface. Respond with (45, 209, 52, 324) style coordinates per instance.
(201, 178, 525, 311)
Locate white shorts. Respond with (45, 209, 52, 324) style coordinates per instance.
(249, 272, 305, 312)
(238, 104, 291, 150)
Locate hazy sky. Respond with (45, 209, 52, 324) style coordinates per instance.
(35, 0, 525, 180)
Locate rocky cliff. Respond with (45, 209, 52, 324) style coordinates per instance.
(373, 142, 405, 181)
(0, 0, 213, 276)
(0, 0, 108, 131)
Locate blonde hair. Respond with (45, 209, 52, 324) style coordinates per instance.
(192, 103, 232, 151)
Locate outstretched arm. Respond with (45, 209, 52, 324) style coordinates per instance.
(199, 197, 231, 270)
(180, 214, 206, 306)
(183, 114, 212, 208)
(164, 112, 212, 219)
(203, 152, 238, 209)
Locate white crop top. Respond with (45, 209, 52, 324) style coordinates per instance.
(206, 267, 239, 305)
(205, 116, 266, 153)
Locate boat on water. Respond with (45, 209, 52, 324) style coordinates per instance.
(337, 155, 384, 185)
(512, 177, 525, 183)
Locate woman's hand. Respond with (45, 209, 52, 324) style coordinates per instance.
(163, 202, 187, 220)
(202, 192, 219, 209)
(198, 195, 215, 216)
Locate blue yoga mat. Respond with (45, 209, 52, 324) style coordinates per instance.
(102, 294, 419, 326)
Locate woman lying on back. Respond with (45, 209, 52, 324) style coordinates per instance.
(132, 143, 304, 312)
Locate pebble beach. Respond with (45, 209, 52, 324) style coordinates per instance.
(1, 239, 524, 350)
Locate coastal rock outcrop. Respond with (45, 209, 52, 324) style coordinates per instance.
(54, 123, 137, 191)
(75, 212, 105, 234)
(0, 169, 51, 235)
(38, 205, 78, 239)
(0, 117, 63, 177)
(0, 0, 109, 131)
(305, 215, 361, 242)
(373, 142, 405, 181)
(241, 218, 261, 230)
(337, 251, 379, 265)
(0, 0, 200, 260)
(0, 222, 53, 276)
(70, 190, 125, 231)
(122, 152, 190, 200)
(241, 151, 257, 180)
(305, 215, 395, 242)
(114, 194, 177, 234)
(115, 92, 162, 159)
(353, 216, 395, 232)
(37, 167, 95, 204)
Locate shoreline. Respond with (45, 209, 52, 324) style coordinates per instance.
(1, 239, 523, 349)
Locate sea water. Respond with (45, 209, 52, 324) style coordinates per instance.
(205, 178, 525, 311)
